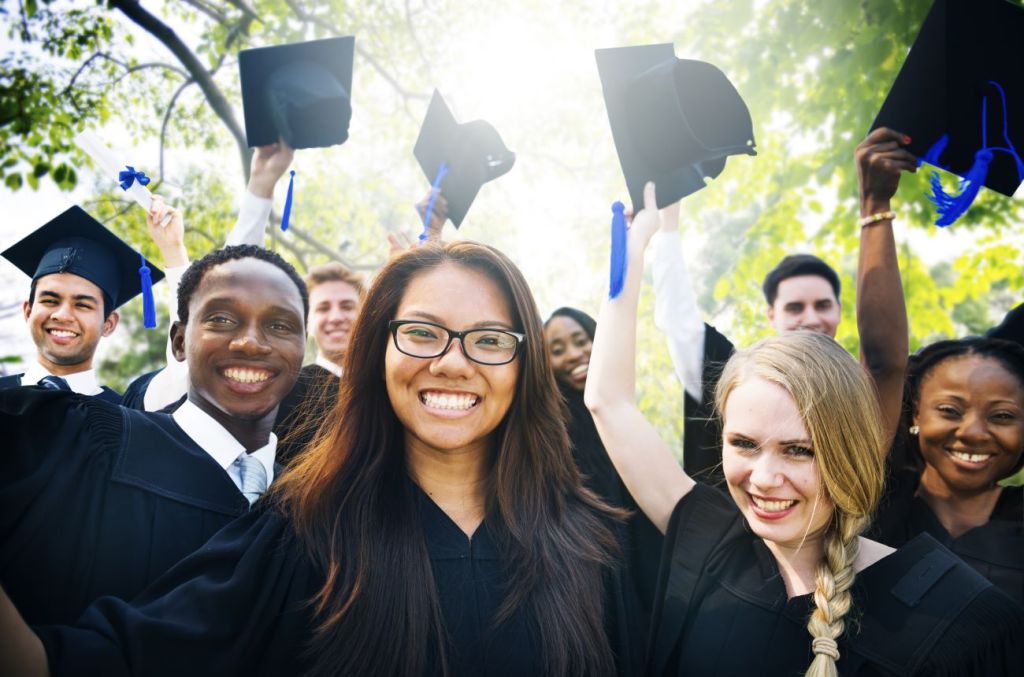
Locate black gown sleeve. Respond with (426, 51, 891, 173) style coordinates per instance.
(36, 507, 321, 677)
(0, 388, 114, 552)
(119, 368, 163, 410)
(647, 483, 744, 676)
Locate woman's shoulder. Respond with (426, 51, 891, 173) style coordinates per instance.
(848, 533, 1024, 674)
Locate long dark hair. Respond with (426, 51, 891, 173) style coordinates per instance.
(898, 336, 1024, 472)
(271, 242, 620, 676)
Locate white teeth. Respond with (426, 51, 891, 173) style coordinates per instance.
(750, 496, 797, 512)
(48, 329, 76, 338)
(223, 368, 271, 384)
(951, 451, 993, 463)
(421, 391, 478, 411)
(570, 364, 589, 376)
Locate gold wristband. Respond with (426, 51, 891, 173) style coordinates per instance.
(858, 211, 896, 228)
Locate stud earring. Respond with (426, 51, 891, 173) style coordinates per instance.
(909, 425, 920, 436)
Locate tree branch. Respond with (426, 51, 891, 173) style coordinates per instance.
(283, 0, 430, 105)
(159, 79, 195, 179)
(180, 0, 228, 25)
(110, 0, 252, 181)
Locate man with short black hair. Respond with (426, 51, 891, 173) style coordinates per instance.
(0, 206, 165, 401)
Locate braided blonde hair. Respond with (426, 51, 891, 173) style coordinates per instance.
(715, 333, 886, 676)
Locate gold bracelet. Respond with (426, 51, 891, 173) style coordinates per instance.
(858, 211, 896, 228)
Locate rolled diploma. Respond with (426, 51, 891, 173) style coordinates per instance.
(74, 130, 171, 225)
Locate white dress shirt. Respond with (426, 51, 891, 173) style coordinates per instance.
(651, 230, 707, 403)
(21, 362, 103, 396)
(315, 354, 343, 378)
(171, 398, 277, 492)
(142, 190, 272, 412)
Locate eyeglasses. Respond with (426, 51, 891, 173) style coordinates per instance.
(388, 320, 525, 366)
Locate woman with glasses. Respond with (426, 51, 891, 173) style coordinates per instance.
(1, 241, 627, 676)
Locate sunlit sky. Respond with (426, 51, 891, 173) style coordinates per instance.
(0, 0, 1010, 373)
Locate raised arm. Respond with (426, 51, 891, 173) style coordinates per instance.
(651, 200, 707, 402)
(585, 183, 696, 533)
(226, 141, 295, 247)
(136, 196, 190, 411)
(854, 127, 914, 444)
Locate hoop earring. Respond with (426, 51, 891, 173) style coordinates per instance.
(909, 425, 920, 436)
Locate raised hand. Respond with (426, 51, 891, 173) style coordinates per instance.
(856, 127, 917, 214)
(628, 181, 662, 252)
(414, 188, 449, 243)
(147, 195, 187, 267)
(248, 140, 295, 199)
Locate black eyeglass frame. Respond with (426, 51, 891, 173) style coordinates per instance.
(388, 320, 526, 366)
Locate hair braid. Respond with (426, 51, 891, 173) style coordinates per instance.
(804, 515, 866, 677)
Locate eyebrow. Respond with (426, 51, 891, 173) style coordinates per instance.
(38, 290, 100, 303)
(199, 296, 303, 319)
(402, 310, 515, 331)
(725, 430, 812, 446)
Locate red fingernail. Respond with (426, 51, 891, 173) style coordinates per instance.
(902, 135, 912, 144)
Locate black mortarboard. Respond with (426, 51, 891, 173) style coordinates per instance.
(239, 36, 355, 149)
(873, 0, 1024, 200)
(413, 90, 516, 228)
(596, 44, 757, 211)
(1, 206, 164, 311)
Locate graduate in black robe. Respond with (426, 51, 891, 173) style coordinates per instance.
(870, 337, 1024, 605)
(586, 183, 1021, 677)
(0, 241, 634, 677)
(0, 244, 308, 627)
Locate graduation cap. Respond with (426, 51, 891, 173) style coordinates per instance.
(1, 206, 165, 324)
(413, 90, 516, 229)
(239, 36, 355, 149)
(872, 0, 1024, 226)
(595, 43, 757, 212)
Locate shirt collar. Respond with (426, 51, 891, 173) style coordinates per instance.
(22, 362, 102, 395)
(315, 353, 344, 377)
(172, 399, 277, 481)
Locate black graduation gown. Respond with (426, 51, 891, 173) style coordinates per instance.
(681, 323, 733, 485)
(0, 372, 121, 403)
(561, 384, 662, 676)
(0, 387, 250, 626)
(648, 484, 1024, 676)
(870, 467, 1024, 605)
(272, 363, 339, 466)
(987, 301, 1024, 346)
(35, 485, 588, 677)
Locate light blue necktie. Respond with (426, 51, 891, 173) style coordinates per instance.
(38, 375, 71, 391)
(238, 453, 268, 507)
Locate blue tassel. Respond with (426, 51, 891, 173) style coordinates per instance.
(609, 201, 627, 299)
(929, 148, 994, 227)
(280, 170, 295, 232)
(419, 162, 448, 244)
(921, 134, 949, 169)
(138, 253, 156, 329)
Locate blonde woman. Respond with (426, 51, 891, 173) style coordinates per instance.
(585, 182, 1023, 675)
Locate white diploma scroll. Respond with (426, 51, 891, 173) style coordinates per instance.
(74, 130, 172, 225)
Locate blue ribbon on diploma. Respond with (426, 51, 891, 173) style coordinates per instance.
(119, 166, 151, 191)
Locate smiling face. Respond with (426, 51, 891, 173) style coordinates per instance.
(171, 258, 306, 432)
(23, 272, 118, 374)
(722, 376, 833, 549)
(309, 280, 361, 364)
(766, 275, 840, 337)
(544, 315, 592, 392)
(385, 262, 519, 459)
(915, 354, 1024, 494)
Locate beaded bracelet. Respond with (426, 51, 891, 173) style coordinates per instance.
(858, 211, 896, 228)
